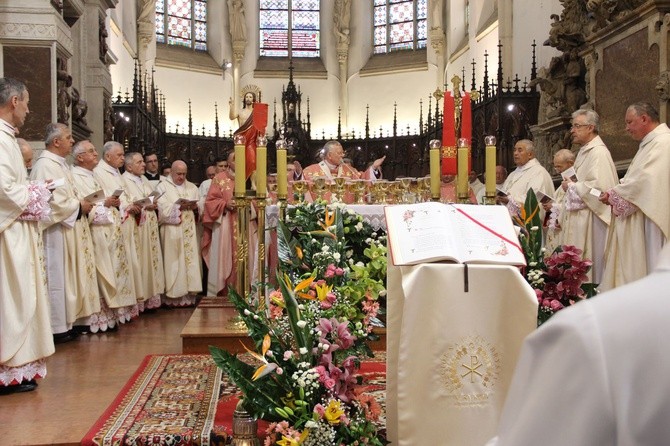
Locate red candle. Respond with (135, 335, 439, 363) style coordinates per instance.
(461, 92, 472, 172)
(442, 91, 457, 175)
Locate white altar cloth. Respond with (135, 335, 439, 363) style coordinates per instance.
(386, 263, 537, 446)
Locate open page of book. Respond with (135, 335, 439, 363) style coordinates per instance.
(449, 204, 526, 265)
(384, 202, 461, 265)
(384, 202, 526, 266)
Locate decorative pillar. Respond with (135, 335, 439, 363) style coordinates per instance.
(137, 0, 156, 70)
(334, 0, 351, 131)
(429, 0, 446, 89)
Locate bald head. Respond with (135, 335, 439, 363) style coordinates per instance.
(553, 149, 575, 174)
(17, 138, 33, 169)
(171, 160, 187, 185)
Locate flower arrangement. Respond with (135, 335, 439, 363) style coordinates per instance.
(211, 200, 388, 445)
(514, 189, 597, 326)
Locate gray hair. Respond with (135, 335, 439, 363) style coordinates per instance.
(0, 78, 26, 106)
(628, 102, 660, 123)
(516, 139, 535, 155)
(554, 148, 575, 163)
(72, 140, 92, 157)
(44, 123, 68, 147)
(572, 109, 600, 133)
(124, 151, 141, 167)
(323, 140, 342, 156)
(102, 140, 123, 156)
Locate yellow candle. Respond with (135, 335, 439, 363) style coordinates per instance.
(277, 148, 287, 197)
(256, 144, 267, 196)
(457, 146, 468, 198)
(430, 147, 440, 199)
(485, 145, 496, 197)
(234, 139, 246, 197)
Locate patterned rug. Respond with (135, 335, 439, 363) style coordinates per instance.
(82, 353, 386, 446)
(81, 354, 224, 446)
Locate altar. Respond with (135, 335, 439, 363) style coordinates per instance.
(265, 203, 387, 231)
(386, 262, 537, 445)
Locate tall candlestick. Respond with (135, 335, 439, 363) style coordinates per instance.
(276, 140, 288, 198)
(234, 135, 246, 197)
(256, 135, 267, 196)
(484, 135, 497, 201)
(461, 92, 472, 172)
(457, 138, 469, 202)
(429, 139, 441, 201)
(442, 91, 456, 175)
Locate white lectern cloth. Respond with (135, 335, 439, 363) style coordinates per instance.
(386, 263, 537, 446)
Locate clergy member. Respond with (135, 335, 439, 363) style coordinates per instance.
(122, 152, 164, 310)
(31, 123, 99, 342)
(542, 149, 574, 255)
(71, 140, 119, 332)
(468, 170, 485, 204)
(561, 109, 618, 282)
(600, 102, 670, 290)
(302, 140, 385, 181)
(202, 151, 237, 296)
(93, 141, 140, 322)
(143, 152, 165, 189)
(498, 139, 554, 217)
(0, 77, 54, 394)
(156, 160, 202, 305)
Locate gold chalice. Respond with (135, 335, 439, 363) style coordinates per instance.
(352, 180, 367, 204)
(374, 180, 390, 204)
(398, 177, 413, 203)
(333, 177, 347, 202)
(292, 180, 307, 203)
(420, 176, 432, 202)
(313, 177, 328, 202)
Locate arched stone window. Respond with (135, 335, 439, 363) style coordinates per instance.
(156, 0, 208, 51)
(373, 0, 427, 54)
(259, 0, 320, 57)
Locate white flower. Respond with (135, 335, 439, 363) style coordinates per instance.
(305, 420, 318, 429)
(355, 222, 363, 231)
(321, 245, 330, 252)
(243, 309, 251, 316)
(276, 367, 283, 375)
(253, 314, 259, 320)
(379, 290, 387, 297)
(298, 304, 305, 310)
(365, 238, 372, 244)
(529, 261, 537, 267)
(299, 347, 308, 354)
(345, 249, 353, 258)
(356, 261, 365, 268)
(266, 350, 274, 357)
(530, 226, 539, 231)
(333, 252, 341, 261)
(297, 320, 307, 328)
(283, 351, 293, 360)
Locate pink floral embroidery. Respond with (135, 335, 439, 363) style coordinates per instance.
(565, 183, 586, 211)
(17, 182, 52, 221)
(608, 189, 638, 218)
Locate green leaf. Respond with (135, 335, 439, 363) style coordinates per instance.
(277, 220, 299, 266)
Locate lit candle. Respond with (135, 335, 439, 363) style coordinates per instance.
(457, 138, 469, 199)
(256, 135, 268, 196)
(485, 135, 497, 199)
(276, 139, 288, 198)
(442, 91, 456, 175)
(234, 134, 246, 197)
(429, 139, 441, 200)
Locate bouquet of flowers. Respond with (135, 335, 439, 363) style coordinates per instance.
(211, 200, 388, 445)
(514, 189, 597, 326)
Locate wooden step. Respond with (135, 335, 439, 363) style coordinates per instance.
(181, 299, 386, 354)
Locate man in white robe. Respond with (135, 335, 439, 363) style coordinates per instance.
(93, 141, 140, 321)
(487, 243, 670, 446)
(561, 109, 618, 283)
(122, 152, 164, 310)
(156, 160, 202, 305)
(542, 149, 574, 255)
(31, 123, 98, 342)
(468, 170, 485, 204)
(143, 152, 166, 190)
(0, 78, 54, 393)
(600, 102, 670, 290)
(498, 139, 554, 218)
(71, 140, 119, 332)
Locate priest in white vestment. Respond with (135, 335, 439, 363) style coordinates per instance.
(156, 160, 202, 305)
(600, 102, 670, 290)
(487, 243, 670, 446)
(31, 123, 98, 341)
(468, 170, 486, 204)
(93, 141, 140, 321)
(143, 153, 166, 190)
(542, 149, 574, 255)
(561, 109, 618, 283)
(71, 140, 119, 332)
(122, 152, 164, 310)
(498, 139, 554, 218)
(0, 78, 54, 393)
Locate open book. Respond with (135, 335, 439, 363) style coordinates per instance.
(384, 202, 526, 266)
(561, 166, 578, 182)
(535, 190, 554, 204)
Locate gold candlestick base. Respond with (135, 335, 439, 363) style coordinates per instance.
(483, 194, 496, 205)
(234, 195, 250, 297)
(457, 193, 470, 204)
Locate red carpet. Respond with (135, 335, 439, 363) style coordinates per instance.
(82, 354, 386, 445)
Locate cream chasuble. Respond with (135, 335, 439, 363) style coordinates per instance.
(502, 158, 554, 217)
(93, 160, 139, 314)
(601, 124, 670, 290)
(31, 151, 99, 327)
(0, 126, 54, 374)
(156, 177, 202, 299)
(561, 136, 618, 283)
(122, 171, 165, 305)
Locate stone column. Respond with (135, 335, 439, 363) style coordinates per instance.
(334, 0, 351, 131)
(430, 29, 446, 89)
(137, 0, 156, 70)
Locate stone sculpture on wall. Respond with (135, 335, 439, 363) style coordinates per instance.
(586, 0, 645, 33)
(56, 56, 72, 124)
(99, 15, 109, 64)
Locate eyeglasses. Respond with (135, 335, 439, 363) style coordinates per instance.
(571, 123, 591, 129)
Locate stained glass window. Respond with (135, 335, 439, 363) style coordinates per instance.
(259, 0, 320, 57)
(156, 0, 207, 51)
(374, 0, 427, 54)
